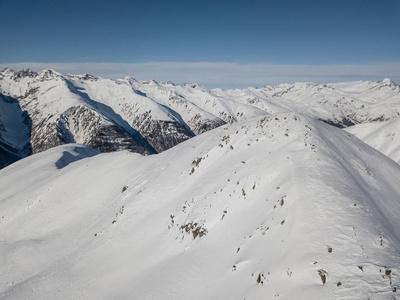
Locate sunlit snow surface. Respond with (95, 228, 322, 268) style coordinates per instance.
(1, 113, 399, 299)
(1, 69, 400, 160)
(346, 118, 400, 165)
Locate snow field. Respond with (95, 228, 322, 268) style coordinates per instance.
(1, 113, 399, 299)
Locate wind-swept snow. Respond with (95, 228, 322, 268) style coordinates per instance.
(345, 118, 400, 165)
(1, 114, 399, 299)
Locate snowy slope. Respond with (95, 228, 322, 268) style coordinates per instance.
(345, 118, 400, 165)
(1, 68, 400, 168)
(214, 78, 400, 127)
(0, 69, 154, 156)
(68, 75, 268, 151)
(67, 75, 198, 152)
(1, 114, 399, 299)
(0, 92, 31, 168)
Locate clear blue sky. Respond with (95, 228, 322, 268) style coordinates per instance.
(1, 0, 400, 87)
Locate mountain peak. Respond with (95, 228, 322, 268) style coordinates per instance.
(36, 69, 62, 80)
(0, 68, 38, 80)
(381, 78, 395, 86)
(0, 67, 15, 74)
(67, 73, 100, 81)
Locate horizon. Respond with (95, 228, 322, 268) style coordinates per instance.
(1, 62, 399, 90)
(1, 0, 400, 89)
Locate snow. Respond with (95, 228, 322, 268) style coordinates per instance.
(1, 113, 399, 299)
(345, 118, 400, 165)
(0, 94, 30, 155)
(1, 69, 400, 162)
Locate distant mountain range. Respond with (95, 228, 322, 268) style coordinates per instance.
(1, 68, 399, 169)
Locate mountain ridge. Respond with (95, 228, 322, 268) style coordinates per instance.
(1, 68, 400, 169)
(0, 112, 399, 299)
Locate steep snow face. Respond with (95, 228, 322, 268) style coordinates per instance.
(56, 105, 153, 154)
(0, 69, 154, 156)
(128, 80, 268, 124)
(68, 77, 198, 152)
(0, 93, 31, 168)
(0, 93, 31, 154)
(345, 118, 400, 165)
(1, 114, 399, 299)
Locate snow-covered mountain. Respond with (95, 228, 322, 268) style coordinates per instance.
(345, 118, 400, 165)
(1, 113, 399, 299)
(1, 68, 399, 168)
(0, 92, 31, 168)
(1, 69, 400, 298)
(0, 69, 155, 160)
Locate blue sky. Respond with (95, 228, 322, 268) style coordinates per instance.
(1, 0, 400, 88)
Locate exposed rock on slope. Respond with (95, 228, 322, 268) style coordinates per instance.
(0, 69, 155, 157)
